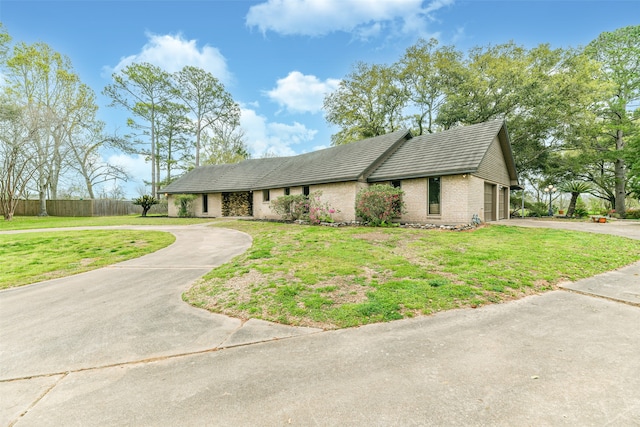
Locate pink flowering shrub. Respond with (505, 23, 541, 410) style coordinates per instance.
(270, 192, 339, 224)
(355, 184, 405, 226)
(306, 191, 339, 224)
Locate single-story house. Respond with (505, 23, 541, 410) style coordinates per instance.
(162, 119, 519, 224)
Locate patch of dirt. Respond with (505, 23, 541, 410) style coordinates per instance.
(310, 276, 369, 305)
(351, 232, 395, 242)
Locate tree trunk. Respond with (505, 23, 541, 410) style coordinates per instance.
(38, 186, 48, 216)
(566, 192, 579, 218)
(38, 169, 48, 216)
(614, 129, 626, 217)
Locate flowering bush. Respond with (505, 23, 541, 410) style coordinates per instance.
(355, 184, 405, 226)
(306, 191, 339, 224)
(270, 194, 307, 220)
(270, 192, 338, 224)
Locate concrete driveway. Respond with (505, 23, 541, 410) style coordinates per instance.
(1, 220, 639, 426)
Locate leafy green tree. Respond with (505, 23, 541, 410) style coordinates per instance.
(201, 121, 250, 165)
(103, 62, 172, 197)
(437, 42, 603, 179)
(559, 181, 592, 218)
(397, 38, 461, 135)
(154, 101, 192, 187)
(584, 25, 640, 217)
(4, 40, 92, 214)
(132, 194, 158, 217)
(0, 23, 10, 61)
(172, 66, 240, 167)
(626, 112, 640, 200)
(324, 62, 408, 145)
(0, 100, 39, 220)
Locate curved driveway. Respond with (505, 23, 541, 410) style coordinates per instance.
(0, 224, 319, 381)
(1, 219, 639, 426)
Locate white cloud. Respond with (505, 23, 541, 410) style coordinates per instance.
(245, 0, 454, 39)
(103, 33, 231, 83)
(240, 107, 317, 157)
(265, 71, 340, 114)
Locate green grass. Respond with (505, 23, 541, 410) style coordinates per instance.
(0, 214, 218, 231)
(184, 221, 640, 329)
(0, 230, 175, 289)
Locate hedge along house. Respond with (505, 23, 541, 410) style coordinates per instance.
(162, 119, 519, 224)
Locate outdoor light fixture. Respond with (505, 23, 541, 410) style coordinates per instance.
(543, 184, 557, 216)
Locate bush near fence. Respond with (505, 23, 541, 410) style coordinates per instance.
(1, 199, 168, 217)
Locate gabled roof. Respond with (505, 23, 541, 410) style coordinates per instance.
(368, 120, 512, 181)
(162, 120, 518, 194)
(253, 129, 410, 190)
(162, 129, 410, 194)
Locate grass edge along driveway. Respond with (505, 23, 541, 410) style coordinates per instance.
(0, 230, 175, 289)
(185, 221, 640, 329)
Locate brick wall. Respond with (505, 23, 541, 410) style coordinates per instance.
(400, 178, 427, 222)
(312, 182, 359, 222)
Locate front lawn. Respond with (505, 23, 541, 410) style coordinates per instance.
(0, 215, 217, 231)
(185, 221, 640, 329)
(0, 230, 175, 289)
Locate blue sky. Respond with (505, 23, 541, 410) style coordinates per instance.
(1, 0, 638, 197)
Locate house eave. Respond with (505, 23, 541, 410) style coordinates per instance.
(367, 169, 477, 183)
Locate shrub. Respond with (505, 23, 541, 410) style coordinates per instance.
(355, 184, 405, 226)
(132, 195, 158, 217)
(626, 208, 640, 219)
(307, 191, 339, 224)
(527, 202, 548, 217)
(573, 196, 588, 218)
(174, 194, 197, 217)
(270, 194, 307, 220)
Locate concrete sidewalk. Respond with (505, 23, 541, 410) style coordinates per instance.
(507, 218, 640, 306)
(2, 219, 639, 426)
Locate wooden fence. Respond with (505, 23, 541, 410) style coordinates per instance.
(2, 199, 168, 217)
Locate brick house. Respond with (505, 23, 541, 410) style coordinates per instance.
(162, 120, 519, 224)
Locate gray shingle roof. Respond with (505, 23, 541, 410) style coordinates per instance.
(162, 120, 515, 194)
(367, 120, 507, 181)
(162, 130, 410, 193)
(253, 129, 410, 190)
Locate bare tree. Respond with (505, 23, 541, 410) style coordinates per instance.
(0, 102, 39, 220)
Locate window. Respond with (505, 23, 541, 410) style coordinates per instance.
(202, 194, 208, 213)
(263, 189, 270, 202)
(303, 186, 310, 196)
(391, 180, 401, 188)
(284, 187, 290, 196)
(428, 177, 440, 215)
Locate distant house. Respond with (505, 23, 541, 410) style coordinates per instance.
(162, 120, 519, 224)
